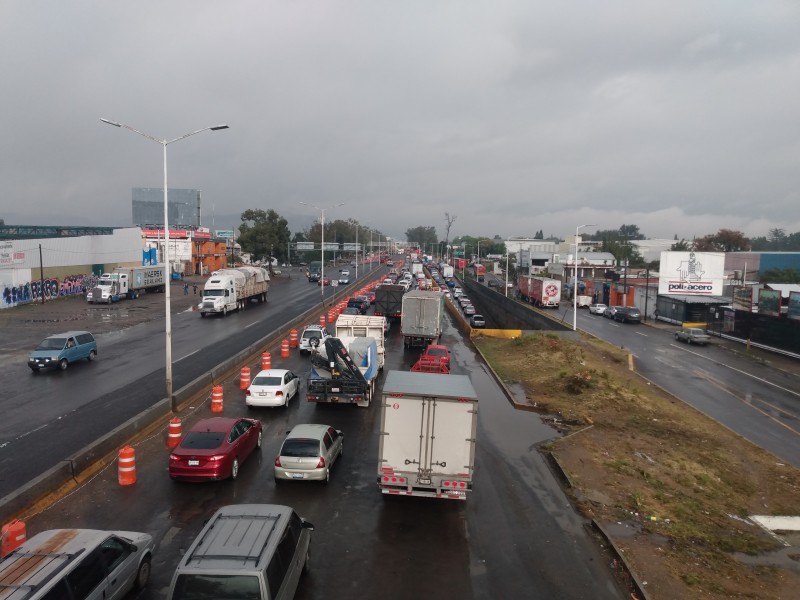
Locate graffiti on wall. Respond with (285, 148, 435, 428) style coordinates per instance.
(1, 274, 100, 308)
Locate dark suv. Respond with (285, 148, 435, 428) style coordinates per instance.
(613, 306, 641, 323)
(347, 297, 369, 315)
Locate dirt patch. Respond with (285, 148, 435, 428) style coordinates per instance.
(474, 332, 800, 600)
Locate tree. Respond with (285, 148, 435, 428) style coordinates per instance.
(534, 229, 543, 239)
(443, 213, 457, 259)
(693, 229, 750, 252)
(237, 209, 291, 264)
(671, 239, 690, 251)
(760, 268, 800, 284)
(405, 226, 438, 249)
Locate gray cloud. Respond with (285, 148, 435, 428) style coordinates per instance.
(1, 1, 799, 242)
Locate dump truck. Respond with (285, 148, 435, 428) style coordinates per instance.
(335, 314, 387, 370)
(401, 290, 444, 348)
(374, 284, 404, 320)
(377, 370, 478, 499)
(307, 336, 379, 407)
(199, 266, 270, 317)
(86, 265, 167, 303)
(517, 275, 561, 308)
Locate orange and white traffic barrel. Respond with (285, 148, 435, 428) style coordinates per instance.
(118, 446, 136, 486)
(281, 339, 290, 358)
(240, 366, 251, 390)
(262, 351, 272, 370)
(167, 417, 182, 449)
(289, 329, 298, 348)
(211, 385, 224, 413)
(1, 520, 26, 557)
(319, 315, 326, 327)
(327, 309, 335, 323)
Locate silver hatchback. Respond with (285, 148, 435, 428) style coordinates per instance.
(274, 424, 343, 483)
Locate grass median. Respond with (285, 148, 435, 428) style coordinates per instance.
(474, 332, 800, 600)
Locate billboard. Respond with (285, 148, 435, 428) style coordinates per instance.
(732, 286, 754, 312)
(757, 289, 781, 317)
(658, 251, 725, 296)
(788, 292, 800, 321)
(296, 242, 315, 251)
(342, 243, 362, 252)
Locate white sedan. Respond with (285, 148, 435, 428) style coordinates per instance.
(246, 369, 300, 407)
(588, 303, 607, 315)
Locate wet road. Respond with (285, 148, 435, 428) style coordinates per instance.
(23, 309, 623, 599)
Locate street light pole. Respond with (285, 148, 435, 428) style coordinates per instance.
(505, 252, 509, 297)
(101, 118, 228, 412)
(573, 223, 597, 331)
(300, 202, 344, 305)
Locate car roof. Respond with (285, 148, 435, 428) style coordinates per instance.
(253, 369, 290, 378)
(189, 417, 240, 431)
(303, 324, 327, 332)
(286, 423, 333, 439)
(44, 331, 92, 339)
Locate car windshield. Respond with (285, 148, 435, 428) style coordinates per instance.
(427, 348, 447, 357)
(181, 431, 225, 450)
(252, 376, 282, 386)
(280, 438, 320, 457)
(172, 574, 261, 600)
(202, 289, 225, 297)
(36, 338, 67, 350)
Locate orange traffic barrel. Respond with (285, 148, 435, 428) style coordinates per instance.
(118, 446, 136, 486)
(327, 309, 335, 323)
(281, 339, 290, 358)
(319, 314, 326, 327)
(211, 385, 224, 413)
(262, 351, 272, 369)
(240, 366, 251, 390)
(1, 520, 26, 557)
(289, 329, 298, 348)
(167, 417, 182, 449)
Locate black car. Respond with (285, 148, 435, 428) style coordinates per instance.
(613, 306, 642, 323)
(347, 298, 369, 315)
(487, 279, 499, 288)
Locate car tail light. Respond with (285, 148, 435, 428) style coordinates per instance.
(316, 457, 326, 468)
(245, 389, 251, 396)
(275, 390, 283, 397)
(208, 455, 226, 462)
(274, 456, 282, 467)
(169, 454, 179, 462)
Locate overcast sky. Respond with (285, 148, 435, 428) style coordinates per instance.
(2, 1, 799, 243)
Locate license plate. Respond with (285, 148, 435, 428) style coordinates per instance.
(290, 473, 303, 479)
(188, 460, 199, 466)
(419, 478, 431, 485)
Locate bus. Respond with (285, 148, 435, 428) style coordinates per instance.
(307, 261, 322, 283)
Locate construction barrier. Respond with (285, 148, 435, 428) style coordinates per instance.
(327, 309, 335, 323)
(118, 446, 136, 486)
(1, 520, 26, 557)
(281, 339, 290, 358)
(167, 417, 182, 449)
(289, 329, 298, 348)
(262, 351, 272, 370)
(240, 366, 251, 390)
(319, 315, 326, 327)
(211, 385, 224, 413)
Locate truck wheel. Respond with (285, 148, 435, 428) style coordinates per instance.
(200, 312, 206, 318)
(59, 359, 68, 371)
(222, 306, 227, 317)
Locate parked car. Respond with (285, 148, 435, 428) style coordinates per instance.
(604, 306, 622, 319)
(471, 314, 486, 328)
(246, 369, 299, 407)
(614, 306, 642, 323)
(169, 417, 263, 481)
(422, 344, 451, 370)
(274, 424, 344, 483)
(675, 327, 711, 345)
(28, 331, 97, 372)
(588, 303, 607, 315)
(300, 324, 330, 355)
(0, 528, 154, 600)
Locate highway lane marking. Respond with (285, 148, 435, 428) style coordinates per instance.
(670, 344, 800, 399)
(178, 348, 203, 361)
(244, 321, 259, 329)
(692, 368, 800, 437)
(635, 331, 648, 337)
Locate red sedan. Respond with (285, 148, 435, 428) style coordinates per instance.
(169, 417, 262, 481)
(318, 278, 331, 286)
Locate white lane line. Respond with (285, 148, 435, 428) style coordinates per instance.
(178, 348, 203, 361)
(245, 321, 259, 329)
(671, 344, 800, 399)
(635, 331, 648, 337)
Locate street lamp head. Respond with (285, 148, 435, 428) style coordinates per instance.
(100, 118, 121, 127)
(210, 125, 229, 131)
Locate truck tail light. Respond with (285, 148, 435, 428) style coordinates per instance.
(382, 476, 406, 484)
(443, 480, 467, 488)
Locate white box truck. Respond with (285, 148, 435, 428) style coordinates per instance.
(401, 290, 444, 348)
(378, 371, 478, 499)
(335, 314, 386, 370)
(199, 266, 269, 317)
(86, 265, 167, 303)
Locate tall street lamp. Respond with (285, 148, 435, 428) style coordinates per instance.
(573, 223, 596, 331)
(300, 202, 344, 305)
(101, 118, 228, 411)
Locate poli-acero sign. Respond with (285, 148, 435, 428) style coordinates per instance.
(658, 251, 725, 296)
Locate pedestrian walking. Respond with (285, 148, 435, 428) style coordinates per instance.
(183, 282, 189, 295)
